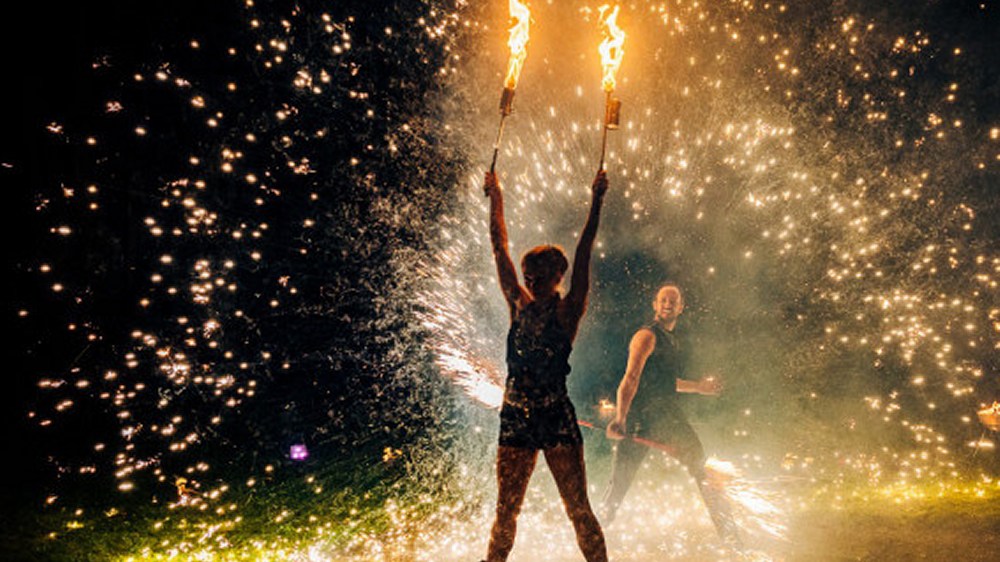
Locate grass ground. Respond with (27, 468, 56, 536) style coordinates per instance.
(5, 466, 999, 561)
(785, 489, 1000, 561)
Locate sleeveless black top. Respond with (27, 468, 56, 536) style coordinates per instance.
(504, 296, 572, 406)
(629, 322, 689, 427)
(498, 296, 582, 449)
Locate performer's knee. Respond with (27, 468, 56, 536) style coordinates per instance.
(570, 507, 602, 536)
(682, 455, 708, 480)
(495, 495, 523, 522)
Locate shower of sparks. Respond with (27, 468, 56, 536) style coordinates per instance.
(422, 0, 999, 474)
(415, 0, 998, 556)
(17, 0, 1000, 559)
(706, 458, 789, 542)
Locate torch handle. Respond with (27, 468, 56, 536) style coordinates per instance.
(599, 124, 609, 171)
(490, 113, 509, 174)
(577, 419, 677, 456)
(598, 91, 612, 171)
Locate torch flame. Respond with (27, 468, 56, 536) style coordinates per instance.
(981, 401, 1000, 413)
(978, 401, 1000, 432)
(598, 5, 626, 92)
(503, 0, 531, 89)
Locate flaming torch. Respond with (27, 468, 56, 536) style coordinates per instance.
(978, 402, 1000, 432)
(597, 4, 626, 170)
(489, 0, 531, 173)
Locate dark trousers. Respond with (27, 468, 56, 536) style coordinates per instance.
(601, 408, 740, 544)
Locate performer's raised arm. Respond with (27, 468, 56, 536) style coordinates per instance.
(484, 171, 527, 317)
(607, 328, 655, 439)
(563, 170, 609, 334)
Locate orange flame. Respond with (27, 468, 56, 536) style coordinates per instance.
(978, 401, 1000, 428)
(503, 0, 531, 89)
(598, 5, 626, 92)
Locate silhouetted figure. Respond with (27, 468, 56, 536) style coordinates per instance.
(483, 170, 609, 562)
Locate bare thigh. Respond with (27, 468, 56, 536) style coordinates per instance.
(496, 445, 539, 508)
(544, 444, 593, 509)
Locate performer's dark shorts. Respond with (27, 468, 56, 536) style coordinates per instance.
(498, 396, 583, 450)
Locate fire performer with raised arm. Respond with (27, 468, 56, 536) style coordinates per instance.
(602, 282, 743, 548)
(481, 169, 609, 562)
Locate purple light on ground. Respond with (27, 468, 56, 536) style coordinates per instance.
(289, 444, 309, 461)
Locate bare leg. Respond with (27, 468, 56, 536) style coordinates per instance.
(544, 444, 608, 562)
(658, 412, 742, 548)
(691, 465, 742, 548)
(600, 437, 647, 525)
(486, 446, 538, 562)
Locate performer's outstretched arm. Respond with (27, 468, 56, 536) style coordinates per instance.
(485, 172, 527, 317)
(607, 328, 655, 439)
(564, 170, 609, 334)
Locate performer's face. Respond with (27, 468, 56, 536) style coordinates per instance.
(524, 268, 561, 298)
(653, 286, 684, 322)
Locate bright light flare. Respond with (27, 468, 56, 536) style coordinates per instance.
(598, 4, 626, 92)
(289, 443, 309, 461)
(503, 0, 531, 89)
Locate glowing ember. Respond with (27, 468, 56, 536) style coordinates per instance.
(598, 398, 616, 417)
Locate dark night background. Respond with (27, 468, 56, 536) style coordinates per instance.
(6, 0, 465, 527)
(5, 0, 242, 512)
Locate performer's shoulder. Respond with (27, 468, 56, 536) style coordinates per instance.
(632, 324, 658, 343)
(636, 322, 659, 335)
